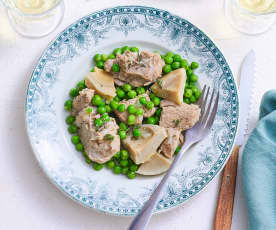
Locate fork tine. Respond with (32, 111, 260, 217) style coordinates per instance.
(197, 85, 207, 107)
(199, 86, 210, 123)
(201, 89, 215, 125)
(205, 92, 220, 129)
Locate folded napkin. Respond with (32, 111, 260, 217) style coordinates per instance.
(242, 90, 276, 230)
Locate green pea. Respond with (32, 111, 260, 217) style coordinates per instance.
(180, 59, 189, 69)
(166, 52, 174, 57)
(75, 143, 84, 152)
(76, 80, 86, 91)
(93, 162, 104, 171)
(119, 122, 127, 131)
(183, 97, 191, 104)
(94, 118, 104, 127)
(194, 90, 201, 99)
(116, 88, 125, 98)
(163, 64, 172, 74)
(69, 88, 79, 98)
(110, 100, 119, 110)
(92, 95, 103, 106)
(71, 135, 80, 145)
(97, 106, 106, 115)
(136, 87, 145, 95)
(108, 54, 116, 59)
(172, 62, 180, 70)
(152, 97, 161, 106)
(93, 54, 102, 62)
(145, 101, 154, 110)
(96, 60, 104, 69)
(120, 150, 129, 160)
(149, 93, 156, 100)
(130, 47, 139, 53)
(66, 115, 75, 125)
(113, 166, 121, 174)
(185, 89, 193, 98)
(98, 100, 106, 107)
(85, 156, 92, 164)
(173, 54, 182, 62)
(155, 108, 162, 117)
(146, 117, 156, 125)
(127, 171, 136, 179)
(117, 104, 126, 112)
(129, 164, 138, 172)
(186, 68, 193, 77)
(122, 84, 132, 92)
(174, 146, 181, 154)
(121, 167, 129, 175)
(127, 90, 137, 99)
(68, 124, 77, 134)
(120, 159, 128, 167)
(133, 128, 141, 138)
(113, 48, 122, 56)
(122, 46, 129, 53)
(154, 116, 160, 124)
(190, 95, 197, 103)
(128, 115, 136, 125)
(90, 67, 95, 72)
(101, 54, 108, 62)
(106, 160, 115, 169)
(127, 105, 137, 114)
(113, 96, 121, 102)
(136, 108, 144, 116)
(119, 130, 127, 139)
(113, 151, 121, 159)
(191, 61, 199, 69)
(105, 105, 112, 113)
(101, 114, 110, 122)
(164, 56, 173, 64)
(64, 100, 73, 111)
(190, 74, 198, 82)
(112, 63, 120, 72)
(86, 107, 93, 114)
(139, 96, 147, 105)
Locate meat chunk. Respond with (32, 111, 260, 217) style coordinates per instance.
(75, 106, 97, 127)
(122, 125, 167, 164)
(159, 100, 201, 130)
(104, 50, 165, 87)
(159, 128, 181, 159)
(76, 109, 120, 163)
(114, 94, 156, 124)
(71, 88, 94, 116)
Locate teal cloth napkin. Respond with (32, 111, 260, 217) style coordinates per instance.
(242, 90, 276, 230)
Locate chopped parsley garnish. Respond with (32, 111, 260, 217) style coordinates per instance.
(157, 79, 163, 88)
(104, 134, 115, 140)
(173, 119, 180, 126)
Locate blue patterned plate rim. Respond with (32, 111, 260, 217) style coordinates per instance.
(25, 5, 239, 216)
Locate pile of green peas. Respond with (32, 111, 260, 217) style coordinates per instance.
(91, 45, 139, 72)
(161, 52, 201, 104)
(105, 149, 139, 179)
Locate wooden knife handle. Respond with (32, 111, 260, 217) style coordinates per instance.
(214, 145, 239, 230)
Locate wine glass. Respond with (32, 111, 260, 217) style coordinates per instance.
(225, 0, 276, 35)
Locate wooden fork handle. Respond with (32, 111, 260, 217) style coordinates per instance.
(214, 145, 239, 230)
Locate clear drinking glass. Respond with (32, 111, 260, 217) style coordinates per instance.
(1, 0, 65, 38)
(225, 0, 276, 35)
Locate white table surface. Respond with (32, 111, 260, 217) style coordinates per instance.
(1, 0, 276, 229)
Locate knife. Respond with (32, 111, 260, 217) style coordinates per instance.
(214, 50, 255, 230)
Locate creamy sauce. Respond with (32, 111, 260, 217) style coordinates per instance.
(13, 0, 57, 14)
(238, 0, 276, 13)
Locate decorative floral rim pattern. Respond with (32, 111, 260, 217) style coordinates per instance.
(25, 6, 239, 216)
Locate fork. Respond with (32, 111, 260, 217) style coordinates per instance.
(128, 85, 220, 230)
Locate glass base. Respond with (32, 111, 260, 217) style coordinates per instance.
(6, 1, 65, 38)
(225, 0, 276, 35)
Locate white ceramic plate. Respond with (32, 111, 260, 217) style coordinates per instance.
(25, 6, 239, 216)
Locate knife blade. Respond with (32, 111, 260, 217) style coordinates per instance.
(214, 50, 256, 230)
(236, 49, 256, 145)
